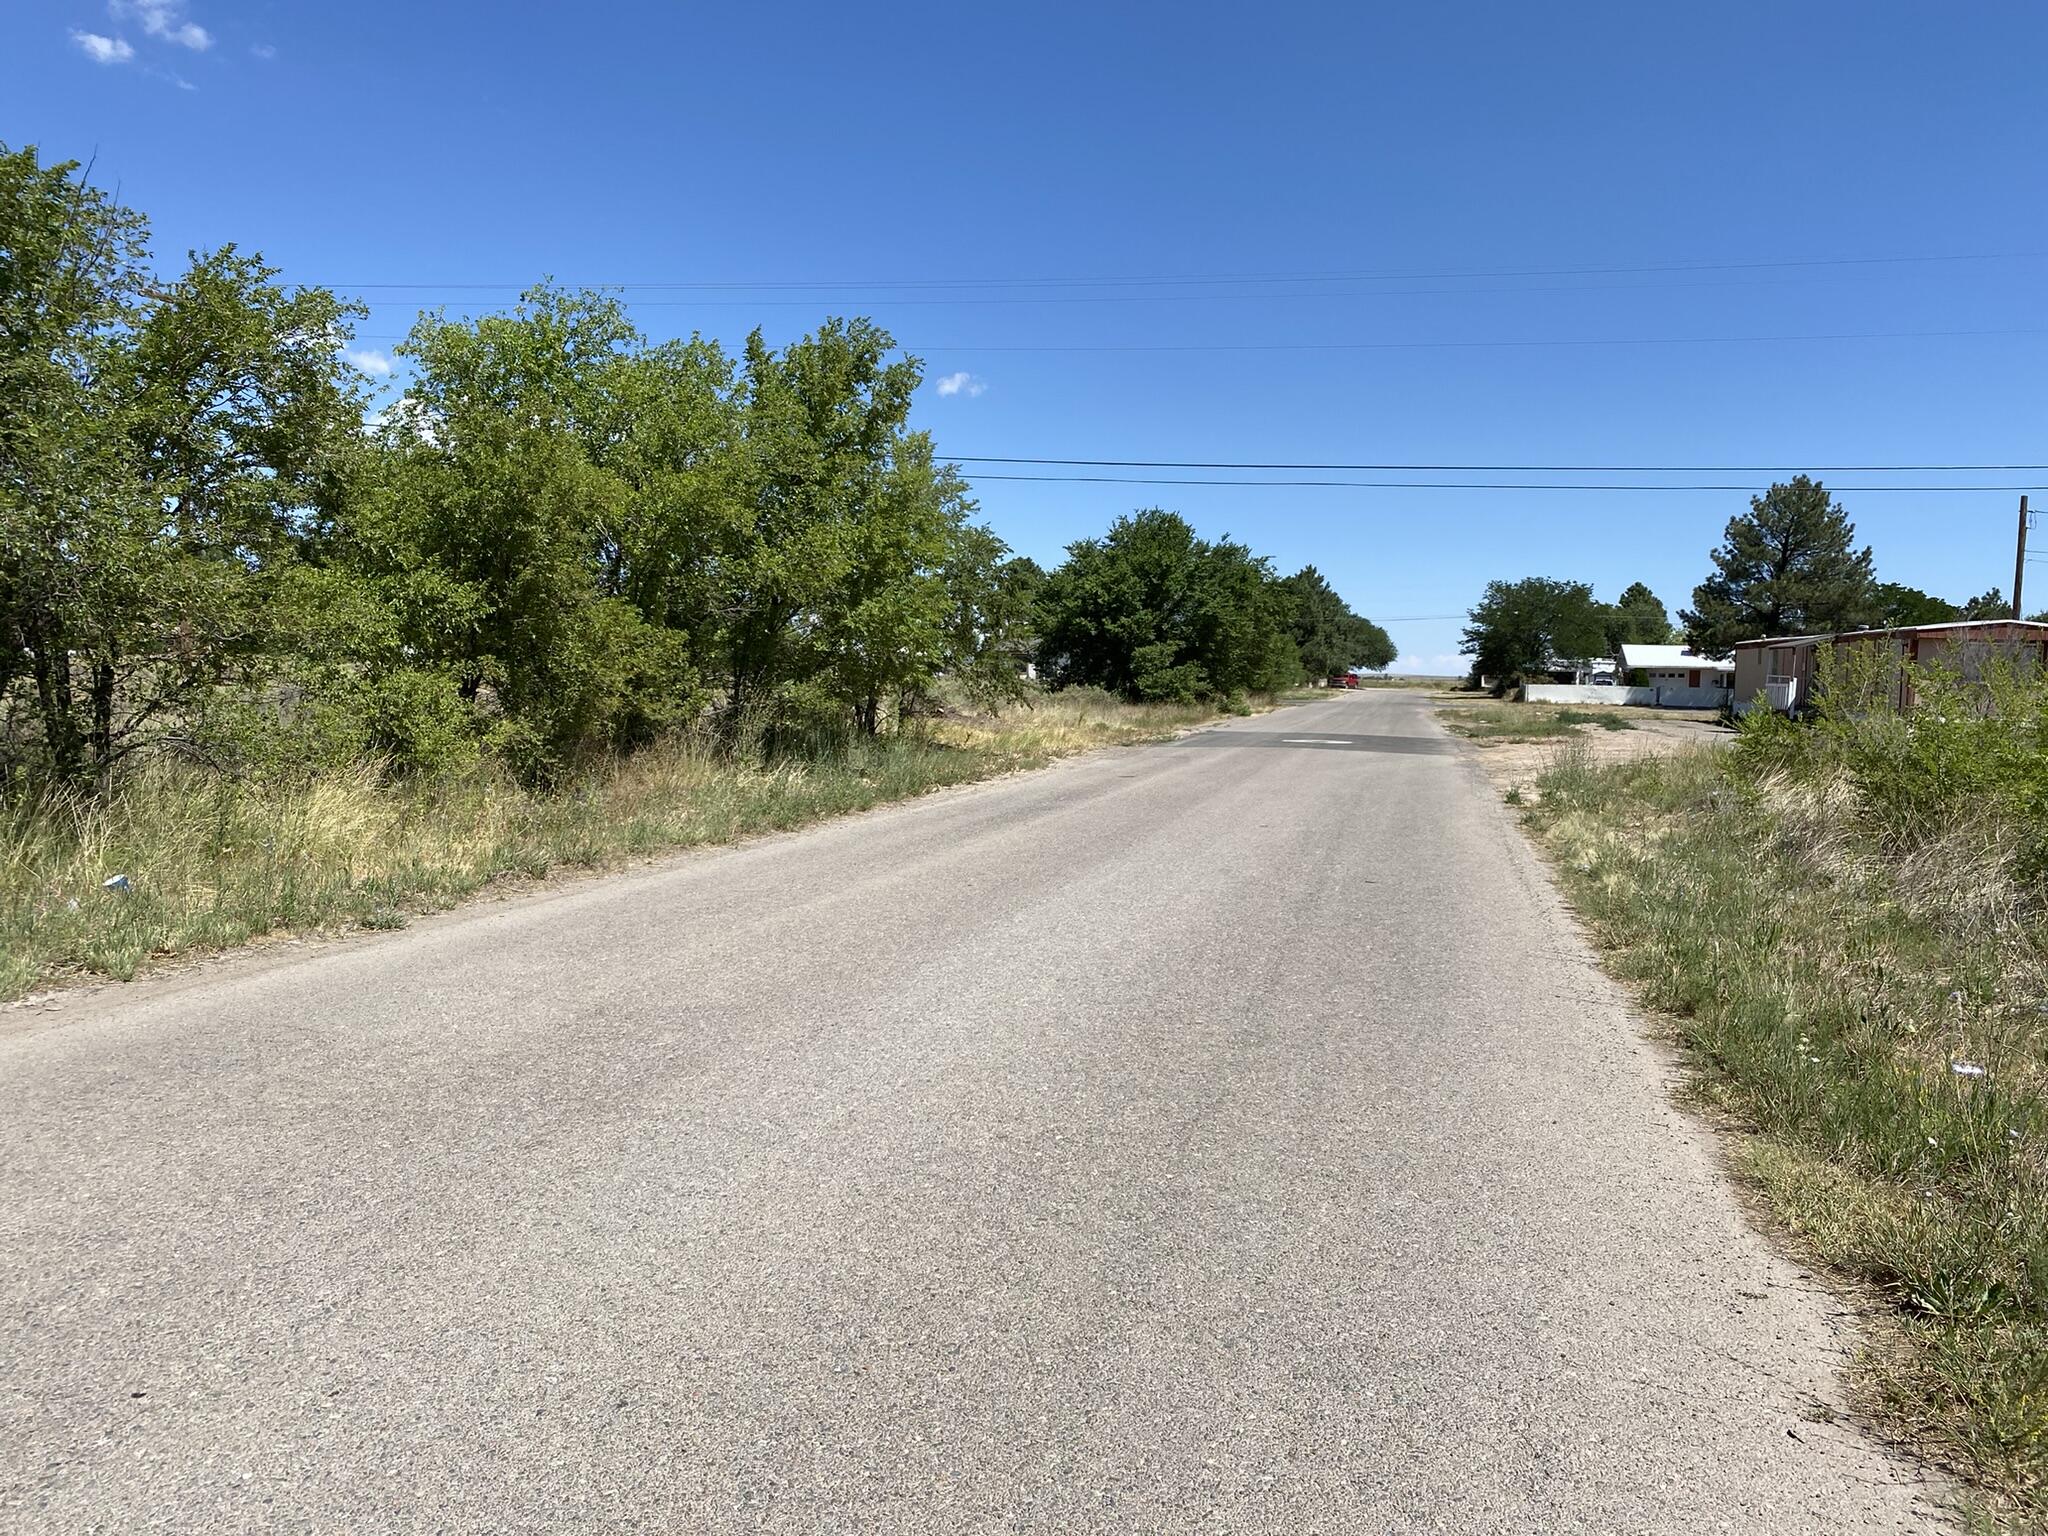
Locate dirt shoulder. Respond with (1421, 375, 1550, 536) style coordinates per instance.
(1433, 695, 1736, 793)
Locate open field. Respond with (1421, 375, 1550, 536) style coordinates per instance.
(1439, 700, 1642, 740)
(1, 690, 1265, 1005)
(1354, 673, 1467, 688)
(1435, 698, 1735, 798)
(1524, 738, 2048, 1528)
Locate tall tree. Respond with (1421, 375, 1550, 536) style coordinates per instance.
(1606, 582, 1674, 649)
(714, 318, 922, 735)
(0, 145, 368, 793)
(1034, 509, 1292, 701)
(1958, 587, 2016, 621)
(940, 529, 1042, 708)
(1681, 477, 1877, 652)
(0, 146, 146, 792)
(1461, 577, 1608, 683)
(813, 431, 973, 734)
(1348, 614, 1397, 673)
(377, 286, 698, 774)
(1873, 582, 1958, 628)
(1279, 565, 1396, 678)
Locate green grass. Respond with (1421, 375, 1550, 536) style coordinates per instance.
(0, 690, 1247, 1001)
(1554, 708, 1640, 732)
(1437, 701, 1640, 742)
(1525, 742, 2048, 1524)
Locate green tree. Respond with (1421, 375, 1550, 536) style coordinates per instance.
(1181, 533, 1296, 697)
(0, 145, 368, 793)
(1348, 615, 1397, 673)
(1605, 582, 1674, 650)
(814, 432, 973, 734)
(1958, 587, 2016, 621)
(1461, 577, 1608, 684)
(374, 287, 698, 775)
(1279, 566, 1396, 678)
(1681, 477, 1877, 652)
(713, 319, 923, 736)
(1, 146, 147, 792)
(589, 334, 742, 639)
(1034, 510, 1291, 701)
(941, 529, 1042, 708)
(1873, 582, 1958, 628)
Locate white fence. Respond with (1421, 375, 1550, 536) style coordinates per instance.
(1524, 684, 1657, 706)
(1733, 678, 1801, 716)
(1523, 683, 1733, 710)
(1652, 685, 1736, 709)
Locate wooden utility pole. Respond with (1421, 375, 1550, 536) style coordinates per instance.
(2016, 495, 2031, 618)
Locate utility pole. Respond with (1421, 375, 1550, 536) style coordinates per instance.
(2016, 495, 2031, 619)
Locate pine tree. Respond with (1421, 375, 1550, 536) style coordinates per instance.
(1681, 477, 1877, 652)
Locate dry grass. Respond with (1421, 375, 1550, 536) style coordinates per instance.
(1438, 700, 1642, 742)
(1, 689, 1251, 1002)
(1526, 743, 2048, 1524)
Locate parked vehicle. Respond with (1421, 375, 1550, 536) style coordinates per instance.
(1327, 672, 1360, 689)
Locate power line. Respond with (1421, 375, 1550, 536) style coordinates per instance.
(335, 272, 1983, 311)
(315, 249, 2048, 293)
(907, 327, 2048, 354)
(962, 473, 2047, 492)
(950, 456, 2048, 473)
(342, 324, 2048, 352)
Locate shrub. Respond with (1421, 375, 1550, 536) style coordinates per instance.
(1740, 644, 2048, 874)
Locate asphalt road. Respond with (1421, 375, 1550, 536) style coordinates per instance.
(0, 690, 1945, 1532)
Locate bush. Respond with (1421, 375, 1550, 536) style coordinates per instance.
(1131, 644, 1208, 703)
(196, 663, 480, 784)
(1739, 645, 2048, 871)
(752, 678, 859, 761)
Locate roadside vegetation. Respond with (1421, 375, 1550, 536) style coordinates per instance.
(1524, 648, 2048, 1523)
(1458, 478, 2041, 696)
(0, 687, 1250, 1000)
(1461, 576, 1681, 691)
(1, 144, 1391, 996)
(1437, 701, 1640, 743)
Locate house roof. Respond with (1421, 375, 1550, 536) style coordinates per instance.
(1618, 643, 1732, 671)
(1728, 620, 2048, 650)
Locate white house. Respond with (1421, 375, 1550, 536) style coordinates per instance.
(1618, 643, 1733, 689)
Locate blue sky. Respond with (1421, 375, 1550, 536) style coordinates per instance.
(8, 1, 2046, 671)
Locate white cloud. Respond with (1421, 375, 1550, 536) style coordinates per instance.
(935, 371, 986, 398)
(71, 30, 135, 63)
(344, 348, 394, 377)
(249, 42, 276, 60)
(112, 0, 212, 50)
